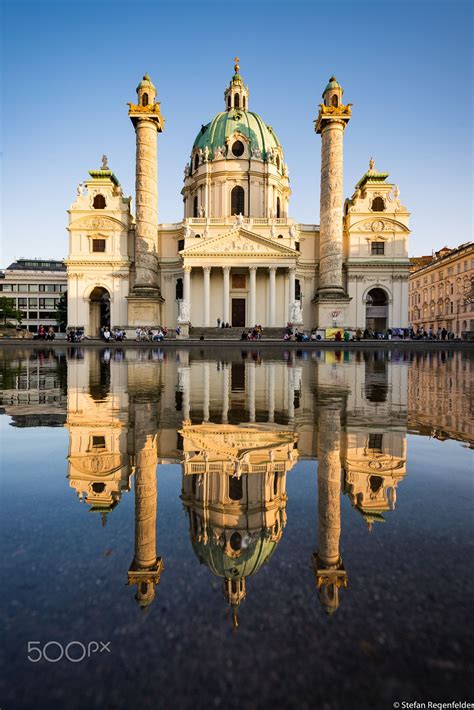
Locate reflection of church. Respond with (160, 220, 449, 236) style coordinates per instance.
(64, 348, 408, 616)
(66, 60, 410, 337)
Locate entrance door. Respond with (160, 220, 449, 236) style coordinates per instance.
(232, 299, 246, 327)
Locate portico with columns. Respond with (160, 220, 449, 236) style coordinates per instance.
(178, 228, 301, 327)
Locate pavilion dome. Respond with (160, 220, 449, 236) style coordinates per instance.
(192, 108, 281, 160)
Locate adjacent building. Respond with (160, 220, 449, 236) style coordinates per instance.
(0, 258, 67, 333)
(66, 62, 411, 337)
(409, 242, 474, 336)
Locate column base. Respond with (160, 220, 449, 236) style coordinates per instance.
(313, 292, 351, 331)
(127, 293, 164, 327)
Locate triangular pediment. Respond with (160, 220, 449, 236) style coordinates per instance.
(181, 227, 299, 257)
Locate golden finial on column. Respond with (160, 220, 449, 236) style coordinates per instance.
(234, 56, 240, 74)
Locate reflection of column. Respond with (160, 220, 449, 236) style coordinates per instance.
(268, 363, 275, 423)
(312, 403, 347, 615)
(222, 364, 229, 423)
(203, 267, 211, 327)
(268, 266, 276, 326)
(249, 266, 257, 326)
(128, 402, 163, 609)
(288, 267, 296, 321)
(248, 362, 256, 423)
(203, 362, 210, 422)
(287, 366, 295, 422)
(181, 366, 190, 422)
(223, 266, 230, 325)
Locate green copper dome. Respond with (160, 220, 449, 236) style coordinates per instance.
(323, 76, 342, 96)
(192, 531, 278, 579)
(192, 109, 281, 159)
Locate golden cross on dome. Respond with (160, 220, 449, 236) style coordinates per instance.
(234, 56, 240, 73)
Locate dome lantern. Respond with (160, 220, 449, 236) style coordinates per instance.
(322, 75, 343, 108)
(224, 57, 249, 111)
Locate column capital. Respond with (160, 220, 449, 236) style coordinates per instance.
(288, 266, 296, 274)
(268, 265, 277, 273)
(248, 265, 258, 272)
(222, 265, 231, 274)
(183, 265, 192, 273)
(203, 265, 211, 273)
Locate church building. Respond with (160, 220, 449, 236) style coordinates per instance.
(66, 60, 410, 337)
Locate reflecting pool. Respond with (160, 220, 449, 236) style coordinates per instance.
(1, 346, 473, 709)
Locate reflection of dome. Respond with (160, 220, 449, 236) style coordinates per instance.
(192, 530, 278, 580)
(192, 110, 281, 159)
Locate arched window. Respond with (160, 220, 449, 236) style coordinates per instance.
(142, 92, 149, 107)
(194, 154, 199, 171)
(229, 476, 243, 501)
(231, 186, 245, 216)
(229, 531, 242, 551)
(227, 95, 231, 109)
(175, 278, 183, 300)
(234, 93, 240, 108)
(243, 96, 246, 109)
(276, 196, 281, 218)
(276, 155, 280, 170)
(93, 194, 106, 209)
(193, 195, 198, 218)
(371, 196, 385, 212)
(273, 473, 278, 496)
(331, 94, 338, 107)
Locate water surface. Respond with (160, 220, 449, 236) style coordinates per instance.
(1, 346, 472, 710)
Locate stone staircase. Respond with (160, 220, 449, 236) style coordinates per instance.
(188, 327, 288, 340)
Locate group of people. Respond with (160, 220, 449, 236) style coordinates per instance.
(135, 326, 167, 342)
(66, 328, 84, 342)
(410, 326, 456, 340)
(34, 325, 56, 340)
(240, 325, 264, 341)
(100, 326, 126, 342)
(216, 318, 231, 328)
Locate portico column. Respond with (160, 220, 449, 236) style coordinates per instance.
(267, 363, 275, 423)
(268, 266, 276, 326)
(249, 266, 257, 326)
(288, 267, 296, 321)
(183, 266, 191, 303)
(203, 266, 211, 327)
(223, 266, 230, 325)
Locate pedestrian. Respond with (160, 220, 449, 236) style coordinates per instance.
(217, 317, 221, 328)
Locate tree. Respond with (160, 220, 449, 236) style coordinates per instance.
(0, 297, 22, 326)
(55, 291, 67, 331)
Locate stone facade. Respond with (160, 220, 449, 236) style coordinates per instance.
(409, 242, 474, 337)
(66, 64, 410, 336)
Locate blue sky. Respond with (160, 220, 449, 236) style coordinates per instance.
(1, 0, 472, 265)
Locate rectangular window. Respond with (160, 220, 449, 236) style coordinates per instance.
(39, 311, 57, 319)
(371, 241, 385, 255)
(39, 284, 46, 292)
(92, 239, 106, 253)
(91, 436, 106, 450)
(29, 298, 38, 307)
(28, 312, 38, 319)
(39, 298, 56, 309)
(232, 274, 246, 289)
(368, 433, 383, 452)
(46, 284, 56, 292)
(465, 261, 468, 271)
(1, 284, 14, 291)
(18, 298, 27, 308)
(28, 284, 39, 292)
(178, 239, 185, 252)
(60, 284, 67, 292)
